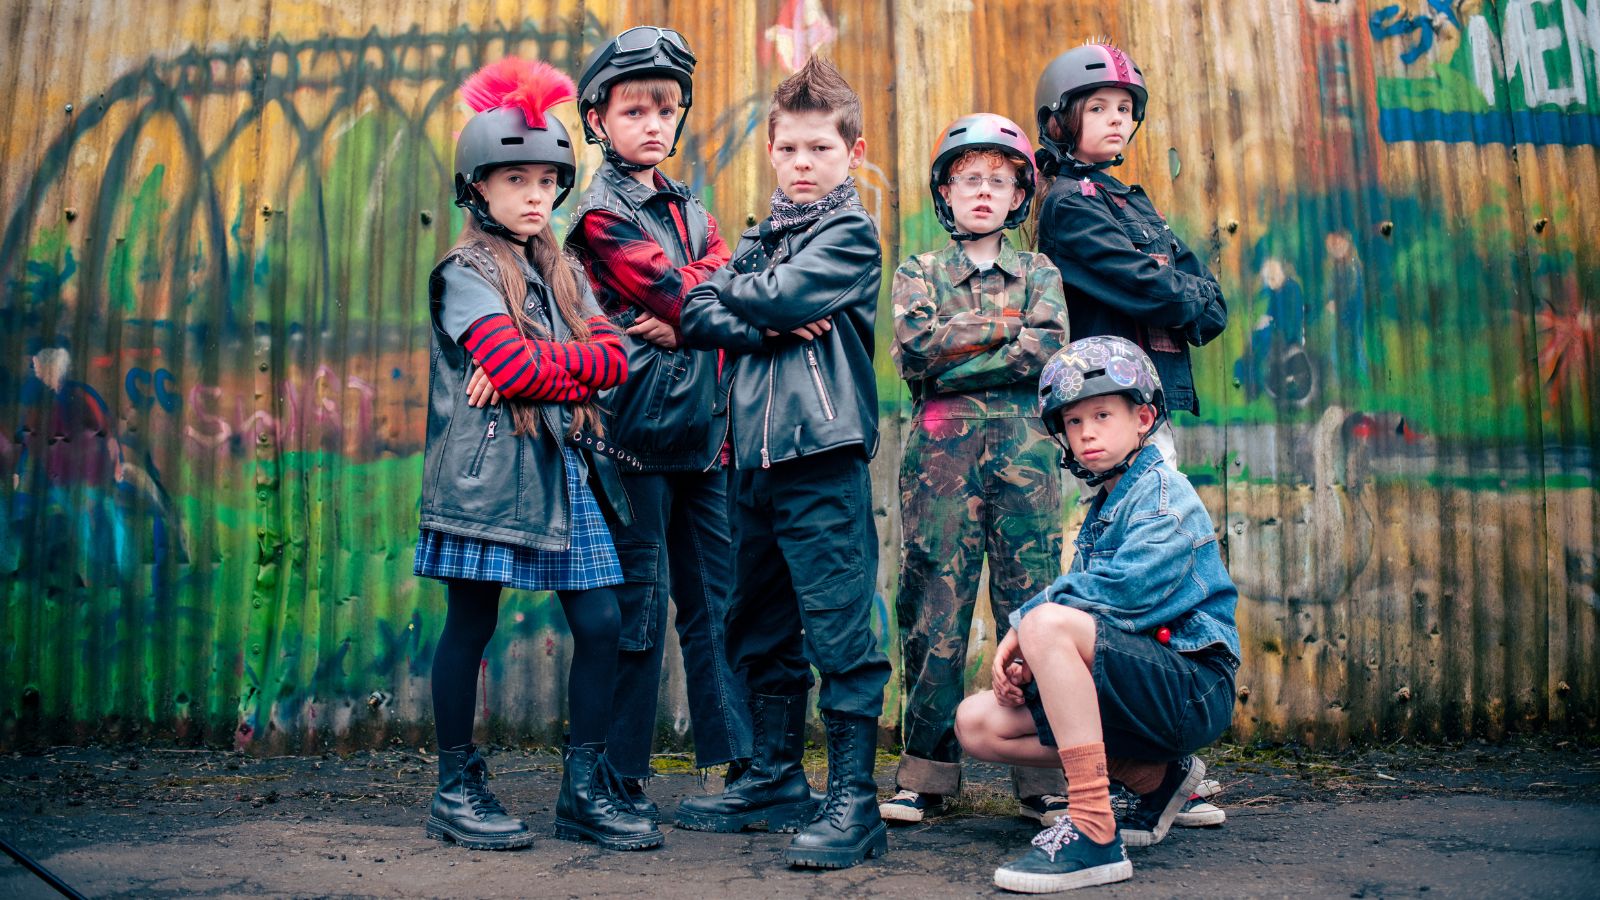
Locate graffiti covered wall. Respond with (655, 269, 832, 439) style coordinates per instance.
(1, 0, 1595, 752)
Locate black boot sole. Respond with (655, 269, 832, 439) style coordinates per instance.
(783, 823, 889, 869)
(552, 817, 664, 851)
(674, 798, 817, 834)
(424, 816, 535, 850)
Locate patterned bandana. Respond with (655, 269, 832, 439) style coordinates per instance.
(767, 177, 859, 233)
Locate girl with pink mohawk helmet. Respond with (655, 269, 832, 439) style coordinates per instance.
(417, 56, 663, 854)
(882, 112, 1071, 827)
(1031, 39, 1228, 475)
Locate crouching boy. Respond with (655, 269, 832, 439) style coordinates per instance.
(955, 335, 1240, 894)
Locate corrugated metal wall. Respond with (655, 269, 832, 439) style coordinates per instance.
(2, 0, 1595, 752)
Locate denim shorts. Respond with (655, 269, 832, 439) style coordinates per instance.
(1024, 616, 1236, 760)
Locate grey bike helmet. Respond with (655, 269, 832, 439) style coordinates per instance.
(577, 26, 697, 170)
(1038, 335, 1165, 484)
(454, 58, 579, 237)
(1034, 42, 1148, 174)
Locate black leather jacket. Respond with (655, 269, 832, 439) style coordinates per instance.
(679, 196, 882, 469)
(419, 246, 630, 551)
(567, 163, 724, 472)
(1037, 168, 1227, 415)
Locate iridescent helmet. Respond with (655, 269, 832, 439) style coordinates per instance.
(1038, 335, 1165, 483)
(928, 113, 1037, 238)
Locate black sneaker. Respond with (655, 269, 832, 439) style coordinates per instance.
(1018, 794, 1069, 825)
(878, 789, 944, 824)
(1174, 778, 1225, 828)
(993, 819, 1132, 893)
(1116, 755, 1206, 847)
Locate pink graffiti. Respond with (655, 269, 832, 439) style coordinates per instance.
(763, 0, 837, 73)
(184, 365, 378, 455)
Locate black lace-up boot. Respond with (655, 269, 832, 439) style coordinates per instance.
(675, 693, 818, 833)
(554, 742, 663, 850)
(784, 713, 888, 868)
(424, 745, 534, 850)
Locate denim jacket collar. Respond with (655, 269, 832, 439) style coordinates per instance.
(1090, 443, 1165, 523)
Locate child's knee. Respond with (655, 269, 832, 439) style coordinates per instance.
(1018, 604, 1095, 656)
(954, 692, 995, 746)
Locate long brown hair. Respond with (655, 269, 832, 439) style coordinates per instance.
(1027, 97, 1089, 248)
(449, 218, 603, 437)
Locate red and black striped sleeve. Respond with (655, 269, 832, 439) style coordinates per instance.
(560, 317, 628, 389)
(460, 314, 593, 403)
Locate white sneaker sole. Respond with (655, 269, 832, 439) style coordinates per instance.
(994, 859, 1133, 893)
(879, 803, 925, 823)
(1121, 758, 1207, 848)
(1019, 806, 1069, 826)
(1174, 801, 1226, 827)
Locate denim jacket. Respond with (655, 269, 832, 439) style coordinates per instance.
(1011, 445, 1240, 662)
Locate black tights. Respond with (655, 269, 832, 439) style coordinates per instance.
(431, 579, 621, 750)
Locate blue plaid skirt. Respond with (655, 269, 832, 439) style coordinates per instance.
(414, 446, 623, 591)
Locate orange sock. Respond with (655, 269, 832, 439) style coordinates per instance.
(1057, 743, 1115, 844)
(1107, 757, 1166, 795)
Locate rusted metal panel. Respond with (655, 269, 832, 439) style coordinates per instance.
(1, 0, 1595, 753)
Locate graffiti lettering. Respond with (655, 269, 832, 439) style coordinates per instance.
(183, 366, 379, 455)
(1370, 1, 1460, 65)
(124, 366, 181, 413)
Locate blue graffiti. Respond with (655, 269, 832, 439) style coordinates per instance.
(1370, 1, 1460, 65)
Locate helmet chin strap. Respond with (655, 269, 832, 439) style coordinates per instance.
(1040, 120, 1144, 177)
(1055, 418, 1160, 488)
(465, 194, 531, 246)
(602, 144, 654, 174)
(953, 227, 1005, 243)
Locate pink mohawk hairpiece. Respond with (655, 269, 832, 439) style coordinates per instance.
(460, 57, 577, 129)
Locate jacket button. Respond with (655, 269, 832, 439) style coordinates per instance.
(1155, 626, 1171, 644)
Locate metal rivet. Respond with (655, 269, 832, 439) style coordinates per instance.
(420, 210, 433, 226)
(1225, 220, 1238, 234)
(64, 103, 73, 113)
(1533, 217, 1549, 233)
(1379, 221, 1394, 237)
(64, 208, 77, 221)
(1395, 686, 1412, 703)
(1237, 686, 1251, 702)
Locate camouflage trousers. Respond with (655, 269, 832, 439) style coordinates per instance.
(894, 413, 1066, 797)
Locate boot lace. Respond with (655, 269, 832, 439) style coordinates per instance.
(588, 749, 633, 816)
(811, 720, 854, 825)
(462, 757, 510, 818)
(1030, 818, 1081, 862)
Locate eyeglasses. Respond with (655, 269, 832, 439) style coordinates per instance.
(947, 174, 1018, 192)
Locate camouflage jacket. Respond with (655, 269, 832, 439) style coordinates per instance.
(891, 241, 1068, 419)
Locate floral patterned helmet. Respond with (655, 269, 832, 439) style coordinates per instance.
(1038, 335, 1165, 437)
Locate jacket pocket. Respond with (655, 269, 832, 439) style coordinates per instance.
(466, 409, 502, 478)
(804, 346, 837, 421)
(612, 541, 661, 652)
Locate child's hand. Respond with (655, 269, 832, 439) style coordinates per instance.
(765, 317, 832, 341)
(466, 367, 501, 408)
(991, 629, 1027, 706)
(627, 312, 680, 349)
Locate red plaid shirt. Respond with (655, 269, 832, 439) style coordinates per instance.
(571, 178, 732, 326)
